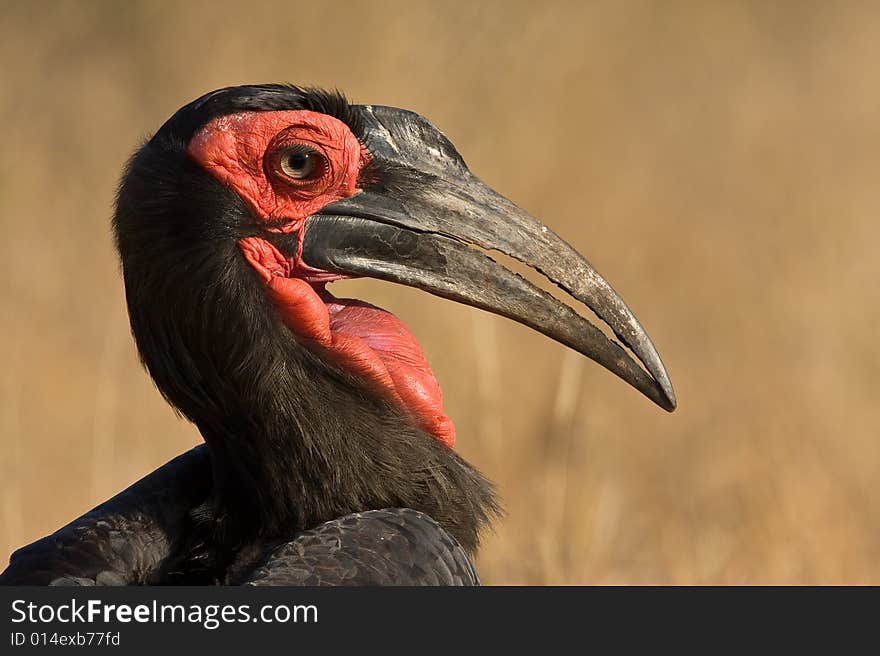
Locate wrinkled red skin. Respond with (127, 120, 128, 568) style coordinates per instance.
(188, 111, 455, 447)
(188, 110, 363, 231)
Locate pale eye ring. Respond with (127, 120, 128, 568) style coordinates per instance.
(276, 144, 326, 181)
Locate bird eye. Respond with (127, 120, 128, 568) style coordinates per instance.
(276, 145, 326, 181)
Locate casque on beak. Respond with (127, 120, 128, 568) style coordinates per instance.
(301, 105, 676, 411)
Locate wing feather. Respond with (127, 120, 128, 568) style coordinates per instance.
(0, 446, 211, 585)
(241, 509, 479, 586)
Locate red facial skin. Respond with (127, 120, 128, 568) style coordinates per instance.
(188, 110, 363, 231)
(187, 111, 455, 447)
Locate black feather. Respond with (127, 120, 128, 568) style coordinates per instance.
(156, 84, 365, 148)
(0, 448, 211, 585)
(240, 509, 478, 586)
(3, 85, 499, 586)
(113, 85, 498, 582)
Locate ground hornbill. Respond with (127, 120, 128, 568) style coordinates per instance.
(0, 85, 675, 585)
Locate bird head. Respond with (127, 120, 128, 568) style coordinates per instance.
(115, 84, 674, 450)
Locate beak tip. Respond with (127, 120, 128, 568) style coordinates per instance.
(639, 344, 676, 412)
(657, 377, 677, 412)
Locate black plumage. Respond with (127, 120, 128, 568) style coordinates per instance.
(1, 84, 674, 586)
(0, 448, 211, 585)
(0, 448, 476, 586)
(2, 86, 497, 586)
(241, 509, 478, 586)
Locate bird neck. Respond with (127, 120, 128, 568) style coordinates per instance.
(113, 138, 494, 580)
(124, 247, 497, 556)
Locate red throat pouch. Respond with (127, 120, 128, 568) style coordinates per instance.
(239, 237, 456, 448)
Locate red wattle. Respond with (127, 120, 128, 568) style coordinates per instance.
(238, 237, 455, 448)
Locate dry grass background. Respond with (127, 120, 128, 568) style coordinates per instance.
(1, 0, 879, 584)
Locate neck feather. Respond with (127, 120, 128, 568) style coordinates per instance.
(123, 238, 497, 555)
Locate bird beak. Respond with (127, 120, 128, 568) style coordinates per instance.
(301, 105, 676, 411)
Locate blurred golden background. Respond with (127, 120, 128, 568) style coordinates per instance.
(2, 0, 879, 584)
